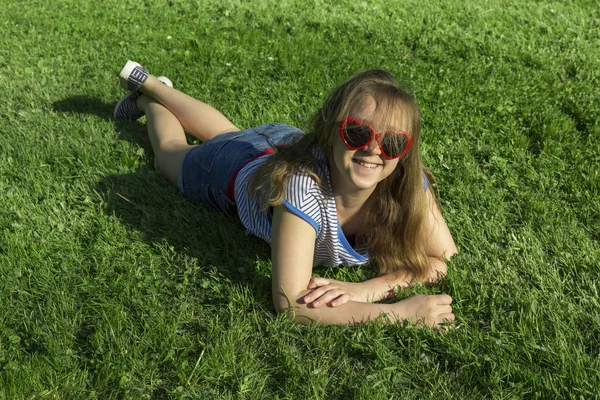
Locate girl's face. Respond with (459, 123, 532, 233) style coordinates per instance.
(330, 98, 402, 195)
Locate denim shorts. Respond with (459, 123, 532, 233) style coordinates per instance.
(178, 123, 304, 216)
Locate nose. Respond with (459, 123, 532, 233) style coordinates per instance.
(364, 136, 381, 155)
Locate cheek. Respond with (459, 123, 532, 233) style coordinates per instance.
(332, 140, 352, 164)
(383, 160, 400, 176)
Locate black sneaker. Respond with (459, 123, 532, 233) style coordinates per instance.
(119, 60, 149, 92)
(113, 76, 173, 120)
(113, 92, 143, 121)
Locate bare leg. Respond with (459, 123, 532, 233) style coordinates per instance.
(137, 94, 194, 187)
(139, 75, 240, 142)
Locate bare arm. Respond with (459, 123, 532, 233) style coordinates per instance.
(304, 188, 457, 306)
(271, 205, 453, 326)
(423, 187, 457, 262)
(368, 188, 458, 300)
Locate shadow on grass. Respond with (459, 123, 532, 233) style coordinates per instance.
(52, 95, 292, 394)
(52, 95, 273, 294)
(53, 95, 152, 149)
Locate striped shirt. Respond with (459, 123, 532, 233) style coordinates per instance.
(234, 148, 369, 267)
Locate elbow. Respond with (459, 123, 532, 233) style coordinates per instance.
(273, 289, 316, 325)
(273, 298, 294, 317)
(442, 238, 458, 260)
(424, 255, 451, 284)
(445, 248, 458, 261)
(425, 245, 457, 284)
(438, 244, 458, 265)
(275, 307, 315, 325)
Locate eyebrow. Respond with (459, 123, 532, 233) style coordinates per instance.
(353, 117, 406, 133)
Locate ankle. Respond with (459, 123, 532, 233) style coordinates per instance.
(139, 75, 161, 95)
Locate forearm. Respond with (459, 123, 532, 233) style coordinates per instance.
(283, 290, 399, 325)
(361, 257, 448, 302)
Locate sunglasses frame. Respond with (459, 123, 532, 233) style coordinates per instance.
(339, 117, 413, 160)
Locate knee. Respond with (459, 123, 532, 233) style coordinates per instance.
(153, 145, 190, 187)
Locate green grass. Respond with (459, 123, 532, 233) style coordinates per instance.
(1, 0, 599, 398)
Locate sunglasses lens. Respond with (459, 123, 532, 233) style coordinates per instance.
(381, 132, 410, 158)
(343, 121, 372, 148)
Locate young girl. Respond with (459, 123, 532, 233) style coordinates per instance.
(114, 61, 457, 327)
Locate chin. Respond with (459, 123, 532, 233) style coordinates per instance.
(348, 174, 380, 190)
(349, 165, 390, 189)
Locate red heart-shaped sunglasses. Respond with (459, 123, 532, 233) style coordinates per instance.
(339, 117, 412, 160)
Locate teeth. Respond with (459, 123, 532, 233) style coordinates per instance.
(354, 159, 378, 168)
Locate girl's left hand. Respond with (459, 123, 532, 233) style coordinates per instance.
(303, 277, 371, 308)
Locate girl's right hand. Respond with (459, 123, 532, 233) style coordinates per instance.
(393, 294, 454, 328)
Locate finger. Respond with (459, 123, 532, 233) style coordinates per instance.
(438, 313, 455, 324)
(434, 294, 453, 305)
(438, 305, 453, 315)
(307, 277, 329, 289)
(330, 293, 350, 307)
(431, 315, 454, 333)
(311, 290, 344, 307)
(303, 286, 331, 303)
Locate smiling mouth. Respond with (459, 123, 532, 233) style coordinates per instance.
(352, 158, 380, 169)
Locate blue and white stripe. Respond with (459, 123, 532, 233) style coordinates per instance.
(234, 148, 369, 267)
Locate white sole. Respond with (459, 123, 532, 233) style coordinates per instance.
(157, 76, 173, 88)
(119, 60, 142, 90)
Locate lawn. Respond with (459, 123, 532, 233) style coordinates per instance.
(1, 0, 599, 398)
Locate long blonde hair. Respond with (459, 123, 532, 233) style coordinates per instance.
(249, 69, 434, 280)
